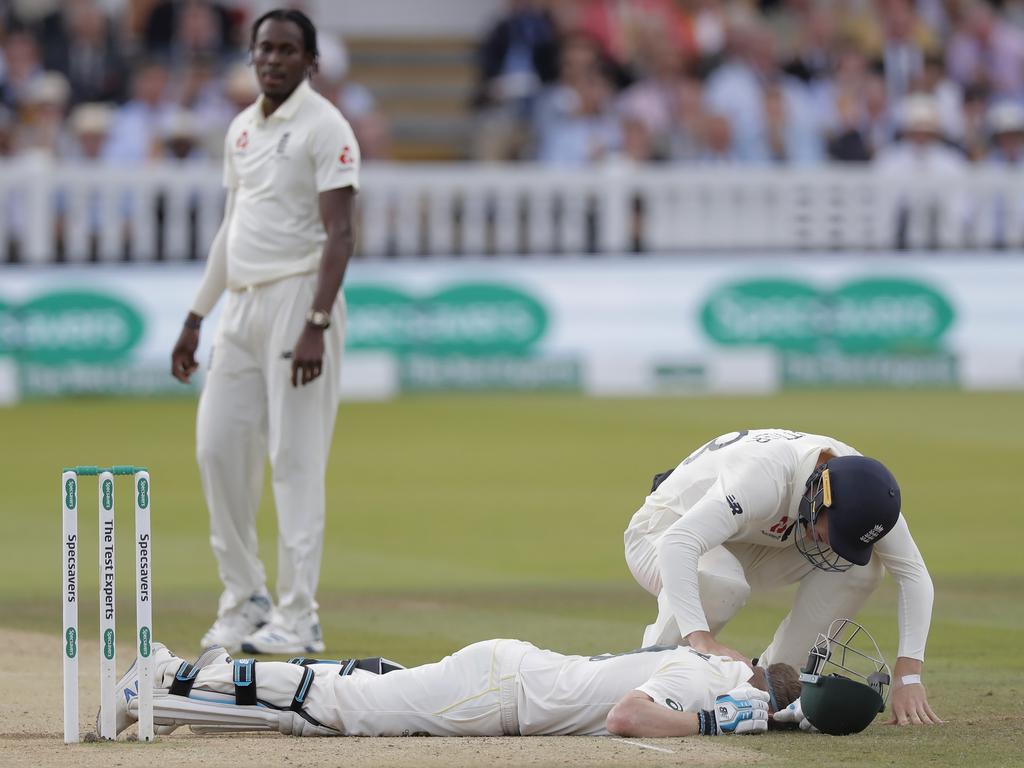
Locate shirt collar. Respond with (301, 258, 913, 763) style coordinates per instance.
(255, 78, 310, 124)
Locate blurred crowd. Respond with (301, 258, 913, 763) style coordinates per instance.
(3, 0, 1024, 173)
(0, 0, 390, 163)
(473, 0, 1024, 170)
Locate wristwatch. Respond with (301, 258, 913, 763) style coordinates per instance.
(305, 309, 331, 329)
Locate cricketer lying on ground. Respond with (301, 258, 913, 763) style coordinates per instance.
(108, 636, 800, 738)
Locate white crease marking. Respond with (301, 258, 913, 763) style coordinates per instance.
(609, 737, 676, 754)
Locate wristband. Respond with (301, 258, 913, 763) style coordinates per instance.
(900, 674, 922, 686)
(698, 709, 718, 736)
(184, 316, 202, 330)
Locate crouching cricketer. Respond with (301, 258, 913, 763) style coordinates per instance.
(107, 638, 801, 738)
(623, 428, 940, 726)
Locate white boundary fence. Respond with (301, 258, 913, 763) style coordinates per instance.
(3, 158, 1024, 262)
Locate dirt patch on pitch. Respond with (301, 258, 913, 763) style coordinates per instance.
(0, 627, 769, 768)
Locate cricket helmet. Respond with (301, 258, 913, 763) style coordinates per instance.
(796, 455, 901, 572)
(799, 619, 891, 735)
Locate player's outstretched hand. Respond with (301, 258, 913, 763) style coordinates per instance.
(712, 685, 769, 734)
(887, 681, 942, 726)
(772, 697, 818, 732)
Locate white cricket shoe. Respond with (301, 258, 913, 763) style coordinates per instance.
(200, 593, 273, 652)
(99, 642, 178, 737)
(240, 614, 326, 655)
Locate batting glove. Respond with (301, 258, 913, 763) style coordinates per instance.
(772, 697, 819, 732)
(699, 684, 770, 735)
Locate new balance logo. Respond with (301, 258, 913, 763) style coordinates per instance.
(726, 495, 743, 515)
(123, 679, 139, 702)
(859, 524, 885, 544)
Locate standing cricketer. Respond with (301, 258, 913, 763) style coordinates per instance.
(623, 429, 942, 726)
(171, 8, 358, 655)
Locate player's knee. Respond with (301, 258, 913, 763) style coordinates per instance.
(698, 571, 751, 631)
(841, 557, 884, 594)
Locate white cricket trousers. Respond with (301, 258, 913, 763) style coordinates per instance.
(158, 639, 531, 736)
(624, 523, 883, 669)
(196, 271, 345, 626)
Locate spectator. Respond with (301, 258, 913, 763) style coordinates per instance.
(705, 23, 823, 164)
(39, 0, 125, 104)
(877, 0, 937, 106)
(986, 101, 1024, 167)
(68, 101, 113, 160)
(0, 31, 43, 109)
(313, 34, 391, 160)
(617, 25, 689, 156)
(960, 82, 991, 162)
(667, 74, 709, 162)
(533, 35, 621, 165)
(875, 93, 966, 172)
(159, 109, 205, 162)
(474, 0, 559, 110)
(874, 93, 968, 247)
(909, 53, 964, 142)
(13, 70, 72, 158)
(142, 0, 235, 66)
(102, 59, 174, 163)
(983, 101, 1024, 246)
(947, 1, 1024, 100)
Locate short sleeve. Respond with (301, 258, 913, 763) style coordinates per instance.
(222, 131, 238, 189)
(309, 110, 360, 192)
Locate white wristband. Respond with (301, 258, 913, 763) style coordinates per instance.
(900, 674, 922, 686)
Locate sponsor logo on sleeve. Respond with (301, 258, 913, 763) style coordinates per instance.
(726, 494, 743, 516)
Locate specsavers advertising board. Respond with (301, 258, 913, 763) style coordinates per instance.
(1, 255, 1021, 402)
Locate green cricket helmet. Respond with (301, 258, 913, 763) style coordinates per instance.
(799, 619, 891, 735)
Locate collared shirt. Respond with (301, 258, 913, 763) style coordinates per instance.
(223, 79, 360, 289)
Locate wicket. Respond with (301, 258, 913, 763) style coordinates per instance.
(61, 465, 154, 744)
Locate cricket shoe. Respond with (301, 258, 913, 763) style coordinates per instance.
(107, 644, 232, 737)
(200, 593, 273, 652)
(98, 642, 178, 737)
(241, 614, 326, 655)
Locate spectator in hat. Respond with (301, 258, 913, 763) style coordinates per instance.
(985, 101, 1024, 167)
(874, 93, 968, 247)
(68, 101, 113, 160)
(13, 70, 72, 157)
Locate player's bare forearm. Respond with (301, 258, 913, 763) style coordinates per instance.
(310, 186, 356, 313)
(606, 691, 700, 737)
(290, 186, 356, 386)
(686, 630, 752, 667)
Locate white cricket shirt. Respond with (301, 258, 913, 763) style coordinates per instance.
(627, 429, 933, 659)
(223, 79, 360, 288)
(516, 645, 753, 735)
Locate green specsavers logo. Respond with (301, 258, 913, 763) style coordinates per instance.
(347, 283, 547, 355)
(139, 627, 151, 657)
(103, 629, 115, 660)
(0, 291, 145, 364)
(101, 478, 113, 510)
(137, 477, 149, 509)
(700, 278, 954, 353)
(65, 627, 77, 659)
(64, 478, 76, 509)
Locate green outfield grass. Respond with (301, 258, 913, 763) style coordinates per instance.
(2, 391, 1021, 766)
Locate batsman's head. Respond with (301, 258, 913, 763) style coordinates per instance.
(796, 456, 901, 572)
